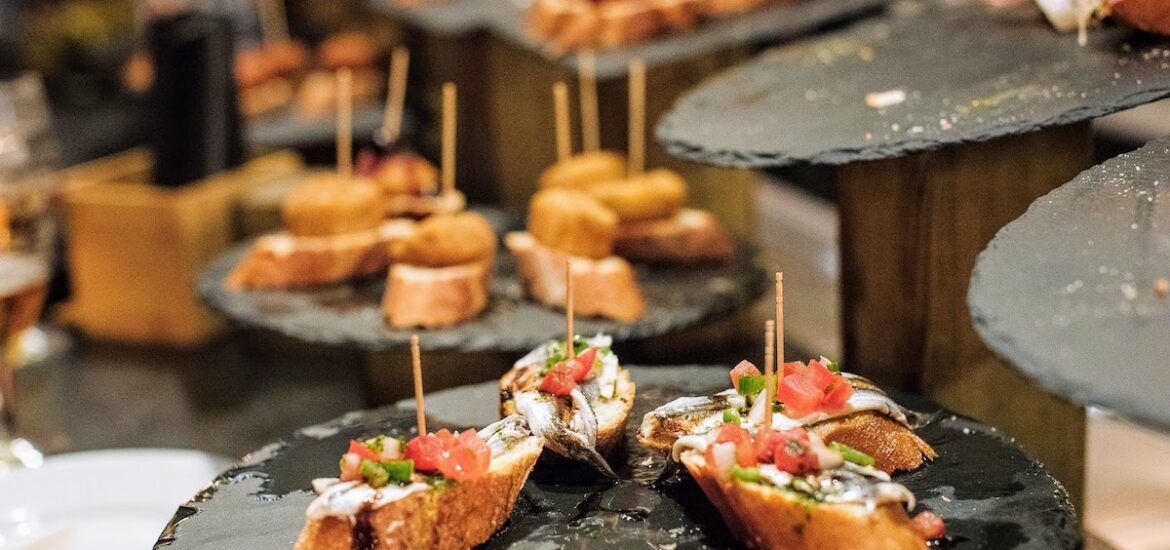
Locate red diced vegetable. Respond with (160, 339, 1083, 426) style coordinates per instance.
(777, 375, 823, 418)
(822, 380, 854, 410)
(539, 361, 578, 396)
(572, 348, 599, 381)
(340, 452, 363, 481)
(729, 360, 762, 392)
(405, 429, 492, 481)
(714, 423, 757, 468)
(347, 440, 380, 462)
(911, 511, 946, 541)
(770, 428, 819, 475)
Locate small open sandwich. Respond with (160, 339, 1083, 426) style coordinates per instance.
(295, 415, 542, 550)
(674, 422, 945, 549)
(499, 334, 635, 477)
(639, 358, 936, 474)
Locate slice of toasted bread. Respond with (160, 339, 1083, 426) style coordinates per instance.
(680, 452, 926, 550)
(614, 208, 735, 264)
(808, 413, 937, 474)
(638, 408, 934, 474)
(594, 369, 636, 454)
(382, 260, 492, 328)
(226, 220, 414, 289)
(505, 231, 646, 322)
(294, 436, 542, 550)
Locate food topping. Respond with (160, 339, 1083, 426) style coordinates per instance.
(777, 359, 854, 418)
(911, 510, 947, 541)
(405, 428, 491, 481)
(527, 188, 618, 259)
(729, 360, 761, 392)
(339, 437, 412, 488)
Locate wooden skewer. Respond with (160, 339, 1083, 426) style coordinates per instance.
(380, 47, 410, 145)
(441, 82, 457, 197)
(553, 82, 571, 162)
(411, 334, 426, 435)
(337, 68, 353, 179)
(773, 272, 784, 419)
(627, 58, 646, 176)
(764, 319, 775, 428)
(565, 259, 575, 360)
(578, 52, 599, 153)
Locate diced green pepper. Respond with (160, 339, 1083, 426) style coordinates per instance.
(823, 359, 841, 374)
(363, 435, 387, 453)
(385, 460, 414, 483)
(736, 374, 766, 396)
(731, 466, 761, 483)
(722, 408, 742, 424)
(830, 442, 875, 467)
(360, 459, 390, 488)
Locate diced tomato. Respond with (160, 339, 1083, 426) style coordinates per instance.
(714, 423, 757, 468)
(445, 429, 491, 480)
(572, 348, 599, 381)
(805, 360, 838, 391)
(752, 428, 785, 463)
(770, 429, 819, 475)
(347, 440, 380, 462)
(822, 380, 854, 411)
(910, 511, 946, 541)
(729, 360, 762, 392)
(405, 429, 492, 481)
(340, 452, 363, 481)
(782, 360, 806, 378)
(539, 362, 578, 396)
(777, 375, 823, 418)
(405, 431, 446, 473)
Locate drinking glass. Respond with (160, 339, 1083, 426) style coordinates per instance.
(0, 73, 60, 469)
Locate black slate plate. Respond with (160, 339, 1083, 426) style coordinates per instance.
(658, 0, 1170, 168)
(970, 136, 1170, 432)
(154, 366, 1079, 549)
(198, 229, 766, 352)
(247, 105, 388, 150)
(485, 0, 887, 79)
(367, 0, 491, 36)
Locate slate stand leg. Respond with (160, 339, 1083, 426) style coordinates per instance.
(836, 122, 1093, 508)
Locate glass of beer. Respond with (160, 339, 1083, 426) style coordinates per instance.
(0, 73, 58, 468)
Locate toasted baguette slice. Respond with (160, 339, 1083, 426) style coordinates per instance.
(294, 435, 543, 550)
(505, 231, 645, 321)
(680, 452, 926, 550)
(382, 260, 492, 328)
(614, 209, 735, 264)
(226, 220, 414, 289)
(594, 368, 636, 453)
(809, 413, 937, 474)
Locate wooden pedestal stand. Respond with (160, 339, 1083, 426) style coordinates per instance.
(836, 122, 1093, 504)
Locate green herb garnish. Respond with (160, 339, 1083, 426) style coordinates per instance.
(541, 337, 610, 374)
(830, 442, 875, 467)
(736, 375, 766, 396)
(822, 358, 841, 374)
(731, 466, 761, 483)
(360, 459, 390, 488)
(359, 459, 415, 488)
(722, 408, 742, 424)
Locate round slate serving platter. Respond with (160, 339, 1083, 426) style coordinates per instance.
(969, 135, 1170, 432)
(198, 230, 766, 353)
(484, 0, 888, 79)
(657, 0, 1170, 168)
(155, 366, 1079, 550)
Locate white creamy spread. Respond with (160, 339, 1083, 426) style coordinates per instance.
(305, 478, 429, 519)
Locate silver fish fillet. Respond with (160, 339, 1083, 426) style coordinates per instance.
(513, 387, 617, 478)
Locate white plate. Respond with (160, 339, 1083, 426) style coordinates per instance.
(0, 449, 232, 550)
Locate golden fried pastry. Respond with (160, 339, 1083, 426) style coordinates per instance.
(391, 212, 497, 267)
(587, 168, 687, 222)
(374, 152, 440, 196)
(538, 151, 627, 190)
(528, 188, 618, 259)
(282, 173, 383, 238)
(318, 32, 379, 70)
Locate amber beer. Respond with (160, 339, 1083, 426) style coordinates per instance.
(0, 254, 46, 426)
